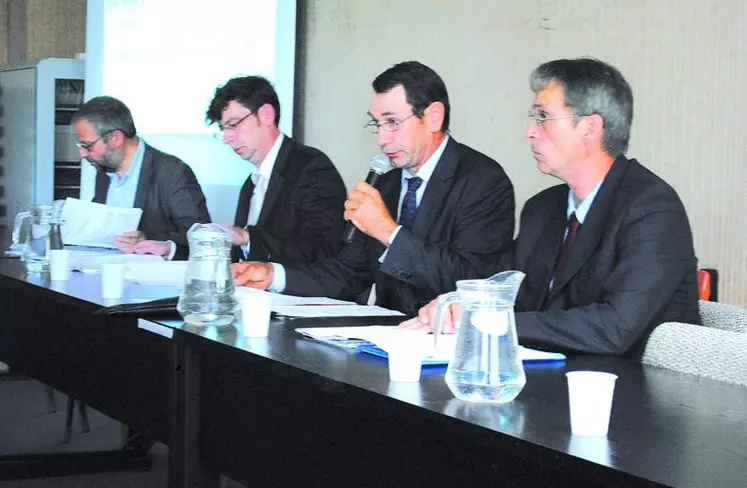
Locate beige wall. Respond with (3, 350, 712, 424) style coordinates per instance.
(0, 0, 85, 64)
(0, 1, 7, 65)
(299, 0, 747, 306)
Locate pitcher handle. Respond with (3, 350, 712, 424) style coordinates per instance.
(11, 211, 31, 246)
(433, 291, 460, 349)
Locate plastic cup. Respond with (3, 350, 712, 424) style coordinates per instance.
(101, 263, 126, 299)
(241, 293, 272, 337)
(566, 371, 618, 436)
(387, 330, 427, 383)
(49, 249, 71, 281)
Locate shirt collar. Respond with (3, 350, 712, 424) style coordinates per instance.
(254, 133, 284, 182)
(109, 138, 145, 183)
(567, 177, 604, 224)
(402, 135, 449, 184)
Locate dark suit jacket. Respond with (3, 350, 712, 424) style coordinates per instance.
(511, 155, 700, 357)
(284, 138, 515, 316)
(233, 136, 346, 264)
(93, 142, 211, 260)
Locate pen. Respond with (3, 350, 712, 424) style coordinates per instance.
(432, 309, 442, 350)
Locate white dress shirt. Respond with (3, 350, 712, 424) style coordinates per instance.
(241, 133, 284, 258)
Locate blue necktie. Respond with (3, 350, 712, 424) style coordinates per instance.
(399, 177, 423, 230)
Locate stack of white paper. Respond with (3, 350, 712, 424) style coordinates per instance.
(234, 286, 354, 308)
(273, 305, 405, 318)
(295, 325, 567, 363)
(69, 250, 163, 273)
(61, 198, 142, 248)
(233, 287, 403, 317)
(125, 260, 188, 285)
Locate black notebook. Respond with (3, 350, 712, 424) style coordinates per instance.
(94, 296, 180, 317)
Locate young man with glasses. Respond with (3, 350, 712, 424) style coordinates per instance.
(206, 76, 347, 264)
(73, 96, 210, 260)
(403, 58, 700, 358)
(232, 61, 516, 316)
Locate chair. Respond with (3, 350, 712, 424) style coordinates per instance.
(642, 301, 747, 386)
(699, 300, 747, 333)
(46, 387, 91, 442)
(698, 268, 719, 301)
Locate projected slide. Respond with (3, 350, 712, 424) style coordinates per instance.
(103, 0, 276, 135)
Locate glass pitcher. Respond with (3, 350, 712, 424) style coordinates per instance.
(177, 223, 238, 327)
(435, 271, 526, 403)
(11, 201, 65, 272)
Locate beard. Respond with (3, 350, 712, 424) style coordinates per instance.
(87, 147, 123, 174)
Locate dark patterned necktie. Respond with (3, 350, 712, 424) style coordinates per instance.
(550, 212, 581, 290)
(399, 177, 423, 230)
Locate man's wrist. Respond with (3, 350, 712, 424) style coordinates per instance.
(387, 225, 403, 246)
(377, 220, 400, 246)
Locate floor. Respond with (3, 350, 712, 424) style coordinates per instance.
(0, 372, 168, 487)
(0, 371, 250, 487)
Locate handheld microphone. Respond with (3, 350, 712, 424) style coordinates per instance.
(342, 154, 392, 243)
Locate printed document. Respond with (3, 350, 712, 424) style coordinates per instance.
(61, 198, 142, 248)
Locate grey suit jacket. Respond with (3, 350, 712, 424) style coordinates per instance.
(511, 155, 700, 357)
(93, 142, 211, 260)
(283, 137, 515, 316)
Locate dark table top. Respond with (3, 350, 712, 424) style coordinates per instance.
(165, 315, 747, 487)
(3, 259, 746, 486)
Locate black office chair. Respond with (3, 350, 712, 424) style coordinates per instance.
(46, 387, 91, 443)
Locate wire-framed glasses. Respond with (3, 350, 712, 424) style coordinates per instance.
(364, 113, 417, 134)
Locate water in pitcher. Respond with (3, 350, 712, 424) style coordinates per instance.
(436, 272, 527, 404)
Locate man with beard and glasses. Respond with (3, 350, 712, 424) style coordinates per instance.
(72, 96, 210, 259)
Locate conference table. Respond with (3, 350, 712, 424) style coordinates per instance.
(1, 259, 746, 487)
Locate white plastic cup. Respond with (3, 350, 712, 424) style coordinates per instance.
(387, 330, 427, 383)
(101, 263, 126, 299)
(49, 249, 71, 281)
(566, 371, 618, 436)
(241, 293, 272, 337)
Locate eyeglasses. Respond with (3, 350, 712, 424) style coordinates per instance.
(364, 113, 417, 134)
(75, 130, 115, 150)
(527, 109, 589, 125)
(213, 112, 254, 140)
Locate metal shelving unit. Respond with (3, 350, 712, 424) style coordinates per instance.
(0, 58, 85, 236)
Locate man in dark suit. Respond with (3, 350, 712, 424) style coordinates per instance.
(232, 61, 515, 316)
(206, 76, 347, 264)
(73, 96, 210, 260)
(405, 58, 700, 357)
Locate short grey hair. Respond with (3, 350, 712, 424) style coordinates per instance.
(530, 58, 633, 156)
(72, 96, 137, 139)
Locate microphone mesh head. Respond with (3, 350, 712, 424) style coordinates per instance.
(369, 154, 392, 174)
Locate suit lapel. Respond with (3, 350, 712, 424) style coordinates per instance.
(382, 170, 402, 222)
(530, 190, 567, 309)
(257, 137, 291, 227)
(132, 143, 153, 210)
(92, 171, 110, 204)
(550, 156, 631, 294)
(411, 138, 459, 237)
(233, 176, 255, 228)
